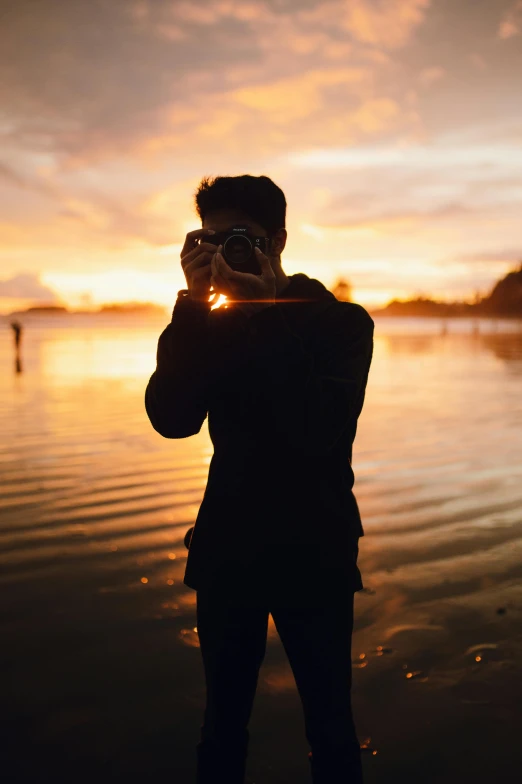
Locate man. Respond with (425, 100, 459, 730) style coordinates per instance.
(145, 175, 374, 784)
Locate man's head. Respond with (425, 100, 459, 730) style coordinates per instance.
(193, 174, 287, 267)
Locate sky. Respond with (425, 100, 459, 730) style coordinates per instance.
(1, 0, 521, 313)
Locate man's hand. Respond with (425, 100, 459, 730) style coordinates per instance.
(210, 244, 276, 317)
(180, 228, 220, 305)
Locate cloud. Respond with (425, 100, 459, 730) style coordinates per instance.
(315, 202, 478, 233)
(292, 0, 430, 48)
(339, 0, 431, 47)
(0, 272, 61, 301)
(287, 141, 522, 170)
(456, 249, 522, 264)
(1, 0, 521, 310)
(0, 1, 236, 163)
(56, 191, 175, 248)
(0, 0, 430, 166)
(134, 66, 411, 166)
(469, 53, 487, 71)
(285, 136, 522, 248)
(230, 67, 369, 119)
(0, 154, 188, 250)
(498, 0, 522, 38)
(418, 66, 445, 86)
(0, 160, 61, 201)
(163, 0, 431, 48)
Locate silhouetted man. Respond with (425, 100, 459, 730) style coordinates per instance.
(145, 175, 374, 784)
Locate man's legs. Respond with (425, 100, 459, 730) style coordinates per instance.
(195, 587, 269, 784)
(271, 591, 363, 784)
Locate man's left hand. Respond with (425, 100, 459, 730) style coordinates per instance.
(210, 244, 276, 317)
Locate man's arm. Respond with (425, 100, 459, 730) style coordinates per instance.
(145, 291, 212, 438)
(239, 303, 374, 456)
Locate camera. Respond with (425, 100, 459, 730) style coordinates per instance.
(206, 225, 270, 275)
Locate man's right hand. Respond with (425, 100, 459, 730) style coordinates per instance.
(180, 228, 220, 304)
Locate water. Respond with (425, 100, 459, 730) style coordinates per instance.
(1, 313, 521, 782)
(2, 313, 521, 592)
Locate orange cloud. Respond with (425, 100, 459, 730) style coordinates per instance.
(0, 0, 431, 169)
(350, 98, 399, 132)
(136, 63, 411, 164)
(299, 0, 430, 48)
(0, 272, 60, 302)
(164, 0, 431, 48)
(418, 66, 445, 86)
(498, 1, 522, 38)
(230, 67, 368, 120)
(1, 0, 521, 313)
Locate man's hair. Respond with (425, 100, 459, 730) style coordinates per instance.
(193, 174, 286, 239)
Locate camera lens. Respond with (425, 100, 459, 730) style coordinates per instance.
(224, 234, 252, 265)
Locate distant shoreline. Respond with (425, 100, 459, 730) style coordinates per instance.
(3, 304, 169, 318)
(3, 260, 521, 319)
(368, 308, 522, 319)
(1, 307, 521, 320)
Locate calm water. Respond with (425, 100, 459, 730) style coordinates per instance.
(1, 312, 522, 783)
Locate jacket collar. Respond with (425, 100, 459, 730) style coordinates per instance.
(210, 273, 337, 334)
(275, 273, 337, 331)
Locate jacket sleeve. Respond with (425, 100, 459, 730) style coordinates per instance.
(144, 290, 213, 438)
(239, 303, 374, 456)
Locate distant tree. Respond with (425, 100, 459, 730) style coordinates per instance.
(484, 261, 522, 315)
(331, 276, 352, 302)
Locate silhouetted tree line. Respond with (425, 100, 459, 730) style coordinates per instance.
(331, 261, 522, 317)
(331, 278, 353, 302)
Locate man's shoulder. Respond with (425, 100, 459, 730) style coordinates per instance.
(291, 274, 373, 330)
(324, 300, 375, 332)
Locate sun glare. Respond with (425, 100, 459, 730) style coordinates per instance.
(211, 293, 228, 310)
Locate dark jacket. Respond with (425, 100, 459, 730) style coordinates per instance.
(145, 273, 374, 599)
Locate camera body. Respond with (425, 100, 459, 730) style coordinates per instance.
(206, 224, 270, 275)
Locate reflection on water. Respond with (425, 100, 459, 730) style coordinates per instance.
(1, 315, 520, 593)
(482, 333, 522, 369)
(1, 313, 521, 781)
(1, 315, 521, 606)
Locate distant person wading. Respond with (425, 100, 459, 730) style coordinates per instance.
(145, 174, 374, 784)
(10, 320, 22, 348)
(10, 320, 23, 374)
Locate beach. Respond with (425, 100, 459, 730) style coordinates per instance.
(1, 313, 521, 783)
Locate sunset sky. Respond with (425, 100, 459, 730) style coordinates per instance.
(1, 0, 521, 313)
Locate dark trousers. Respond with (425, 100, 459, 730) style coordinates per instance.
(195, 584, 363, 783)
